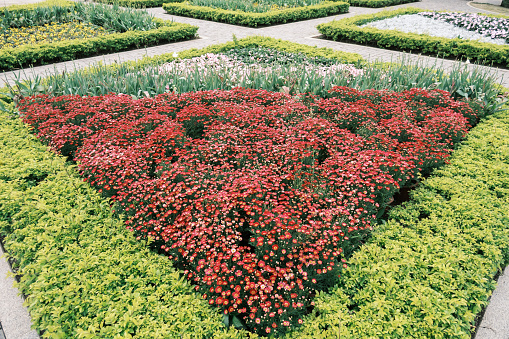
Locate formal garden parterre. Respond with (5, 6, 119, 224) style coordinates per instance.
(1, 34, 508, 338)
(317, 7, 509, 67)
(0, 0, 197, 71)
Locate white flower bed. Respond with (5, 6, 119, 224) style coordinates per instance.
(361, 14, 508, 45)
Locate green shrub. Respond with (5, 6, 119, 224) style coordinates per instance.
(502, 0, 509, 9)
(162, 1, 349, 27)
(317, 7, 509, 67)
(94, 0, 180, 8)
(346, 0, 419, 8)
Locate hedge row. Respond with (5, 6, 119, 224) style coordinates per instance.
(317, 7, 509, 67)
(162, 1, 349, 27)
(1, 95, 507, 337)
(0, 10, 198, 71)
(0, 109, 247, 338)
(93, 0, 180, 9)
(346, 0, 419, 8)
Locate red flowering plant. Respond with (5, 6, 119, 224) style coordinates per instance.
(18, 86, 482, 336)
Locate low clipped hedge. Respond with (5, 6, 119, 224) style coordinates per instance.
(1, 95, 508, 337)
(162, 1, 349, 27)
(93, 0, 179, 8)
(317, 7, 509, 67)
(345, 0, 419, 8)
(0, 9, 198, 71)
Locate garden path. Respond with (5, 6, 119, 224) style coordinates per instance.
(0, 1, 508, 339)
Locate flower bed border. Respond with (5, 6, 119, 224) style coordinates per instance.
(0, 2, 198, 71)
(162, 1, 349, 28)
(317, 7, 509, 67)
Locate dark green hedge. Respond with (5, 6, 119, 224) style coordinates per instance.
(346, 0, 419, 8)
(162, 1, 349, 27)
(0, 16, 198, 71)
(317, 7, 509, 67)
(93, 0, 182, 9)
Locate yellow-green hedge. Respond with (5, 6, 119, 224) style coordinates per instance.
(317, 7, 509, 67)
(162, 1, 349, 27)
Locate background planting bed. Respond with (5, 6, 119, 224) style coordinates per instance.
(0, 1, 198, 71)
(317, 7, 509, 67)
(162, 1, 349, 27)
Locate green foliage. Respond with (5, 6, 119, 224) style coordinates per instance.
(503, 0, 509, 9)
(188, 0, 323, 13)
(72, 2, 157, 32)
(162, 1, 349, 27)
(0, 0, 73, 15)
(0, 22, 197, 71)
(317, 7, 509, 67)
(93, 0, 179, 8)
(0, 109, 248, 338)
(345, 0, 419, 7)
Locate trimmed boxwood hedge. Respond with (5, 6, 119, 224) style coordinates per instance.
(147, 35, 364, 65)
(0, 5, 198, 71)
(162, 1, 349, 27)
(93, 0, 180, 9)
(345, 0, 419, 8)
(317, 7, 509, 67)
(1, 94, 507, 338)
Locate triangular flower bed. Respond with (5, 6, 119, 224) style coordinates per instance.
(19, 86, 483, 336)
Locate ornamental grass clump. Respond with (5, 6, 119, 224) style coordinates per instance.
(18, 86, 483, 336)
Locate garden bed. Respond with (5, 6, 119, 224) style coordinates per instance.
(162, 0, 349, 27)
(0, 1, 198, 71)
(317, 7, 509, 67)
(0, 37, 508, 338)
